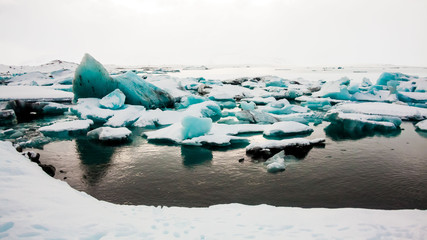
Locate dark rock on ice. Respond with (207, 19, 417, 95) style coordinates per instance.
(40, 164, 56, 177)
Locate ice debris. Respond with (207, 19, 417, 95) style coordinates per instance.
(235, 110, 278, 124)
(87, 127, 131, 141)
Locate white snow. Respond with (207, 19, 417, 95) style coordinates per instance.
(0, 86, 73, 101)
(87, 127, 131, 141)
(0, 141, 426, 239)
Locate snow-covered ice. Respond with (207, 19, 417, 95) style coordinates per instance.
(333, 102, 427, 120)
(39, 119, 93, 136)
(87, 127, 131, 141)
(263, 121, 313, 137)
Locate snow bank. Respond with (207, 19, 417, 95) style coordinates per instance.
(0, 86, 73, 101)
(0, 141, 426, 239)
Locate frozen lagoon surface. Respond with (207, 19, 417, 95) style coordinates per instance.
(1, 62, 427, 238)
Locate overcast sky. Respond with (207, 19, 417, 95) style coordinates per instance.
(1, 0, 426, 66)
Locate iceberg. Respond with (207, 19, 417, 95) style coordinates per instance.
(105, 105, 146, 127)
(73, 54, 173, 109)
(264, 150, 286, 173)
(39, 119, 93, 137)
(87, 127, 131, 141)
(263, 121, 313, 137)
(99, 89, 126, 110)
(181, 116, 212, 140)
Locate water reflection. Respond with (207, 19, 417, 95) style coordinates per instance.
(324, 123, 401, 141)
(181, 146, 213, 167)
(75, 138, 115, 185)
(415, 129, 427, 138)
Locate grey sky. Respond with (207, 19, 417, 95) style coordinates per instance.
(1, 0, 426, 66)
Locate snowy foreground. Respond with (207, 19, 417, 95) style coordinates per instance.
(1, 141, 426, 239)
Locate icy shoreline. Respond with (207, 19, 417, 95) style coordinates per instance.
(0, 141, 426, 239)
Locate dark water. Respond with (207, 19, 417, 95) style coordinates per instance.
(32, 122, 427, 209)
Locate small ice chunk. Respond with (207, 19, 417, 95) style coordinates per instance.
(264, 150, 285, 173)
(87, 127, 131, 141)
(181, 116, 212, 140)
(39, 119, 93, 136)
(263, 121, 313, 137)
(99, 89, 126, 110)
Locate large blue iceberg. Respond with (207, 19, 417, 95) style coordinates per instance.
(73, 54, 174, 109)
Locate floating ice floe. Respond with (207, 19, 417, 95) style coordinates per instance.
(263, 121, 313, 137)
(325, 110, 402, 131)
(332, 102, 427, 120)
(246, 138, 325, 158)
(415, 119, 427, 131)
(39, 119, 93, 137)
(239, 101, 256, 110)
(264, 150, 286, 173)
(73, 54, 173, 108)
(87, 127, 131, 141)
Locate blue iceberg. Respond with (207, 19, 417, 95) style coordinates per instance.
(73, 54, 173, 109)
